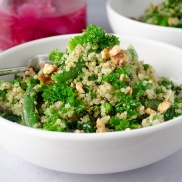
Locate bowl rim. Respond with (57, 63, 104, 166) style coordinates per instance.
(0, 33, 182, 141)
(106, 0, 182, 33)
(0, 115, 182, 141)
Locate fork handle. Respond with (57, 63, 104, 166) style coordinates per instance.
(0, 66, 30, 76)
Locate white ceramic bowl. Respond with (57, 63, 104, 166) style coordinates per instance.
(0, 35, 182, 174)
(106, 0, 182, 48)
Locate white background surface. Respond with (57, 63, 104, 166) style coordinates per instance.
(1, 0, 182, 181)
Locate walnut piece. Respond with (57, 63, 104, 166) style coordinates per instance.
(76, 82, 85, 94)
(157, 101, 170, 113)
(42, 63, 58, 75)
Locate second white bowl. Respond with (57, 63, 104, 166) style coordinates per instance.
(106, 0, 182, 48)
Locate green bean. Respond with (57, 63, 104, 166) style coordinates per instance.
(22, 85, 39, 127)
(53, 60, 85, 83)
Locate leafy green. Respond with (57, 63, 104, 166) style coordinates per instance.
(67, 24, 120, 52)
(0, 112, 21, 123)
(168, 0, 181, 4)
(42, 83, 76, 105)
(160, 77, 179, 91)
(10, 77, 27, 90)
(115, 93, 141, 119)
(108, 117, 140, 131)
(49, 48, 65, 66)
(164, 103, 181, 121)
(77, 121, 96, 133)
(0, 89, 6, 100)
(143, 64, 150, 70)
(102, 66, 131, 89)
(133, 78, 152, 98)
(43, 108, 69, 132)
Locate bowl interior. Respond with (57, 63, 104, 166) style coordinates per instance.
(109, 0, 164, 18)
(0, 35, 182, 134)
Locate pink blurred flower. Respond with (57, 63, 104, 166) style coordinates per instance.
(17, 0, 56, 18)
(0, 0, 86, 50)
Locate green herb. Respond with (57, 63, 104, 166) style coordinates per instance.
(77, 121, 96, 133)
(42, 83, 76, 105)
(43, 108, 69, 132)
(133, 78, 152, 98)
(109, 117, 140, 131)
(67, 24, 120, 52)
(49, 48, 65, 66)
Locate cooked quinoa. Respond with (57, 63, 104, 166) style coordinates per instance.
(139, 0, 182, 28)
(1, 25, 182, 133)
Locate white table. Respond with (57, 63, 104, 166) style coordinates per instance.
(1, 0, 182, 181)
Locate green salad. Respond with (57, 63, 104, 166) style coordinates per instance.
(1, 24, 182, 133)
(139, 0, 182, 28)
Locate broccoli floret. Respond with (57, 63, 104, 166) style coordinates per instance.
(67, 24, 120, 52)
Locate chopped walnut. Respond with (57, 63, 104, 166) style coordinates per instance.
(125, 128, 131, 131)
(38, 74, 55, 85)
(110, 49, 128, 68)
(101, 46, 128, 68)
(76, 82, 85, 94)
(109, 45, 121, 56)
(145, 108, 155, 115)
(157, 101, 170, 113)
(102, 61, 112, 68)
(74, 129, 84, 133)
(101, 48, 111, 60)
(168, 17, 179, 26)
(23, 67, 36, 78)
(138, 74, 145, 80)
(128, 88, 132, 96)
(119, 74, 125, 81)
(96, 118, 107, 133)
(42, 63, 58, 75)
